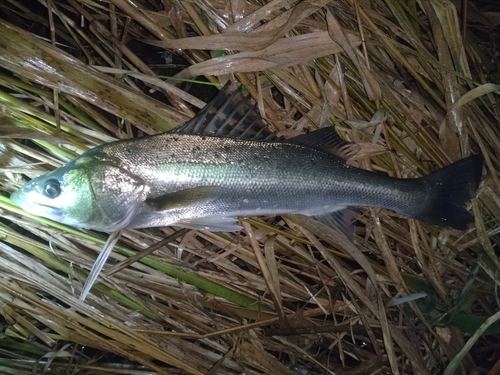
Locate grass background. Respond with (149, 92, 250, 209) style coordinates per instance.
(0, 0, 499, 374)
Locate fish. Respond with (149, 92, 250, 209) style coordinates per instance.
(10, 84, 484, 236)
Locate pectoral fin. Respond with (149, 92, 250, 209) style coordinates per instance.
(145, 186, 219, 211)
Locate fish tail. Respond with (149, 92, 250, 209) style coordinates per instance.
(412, 154, 484, 229)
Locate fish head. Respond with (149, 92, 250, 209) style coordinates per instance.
(11, 155, 150, 232)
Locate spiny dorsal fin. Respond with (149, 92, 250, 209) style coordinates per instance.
(287, 127, 360, 160)
(171, 83, 277, 141)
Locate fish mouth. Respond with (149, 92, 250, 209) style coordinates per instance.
(36, 204, 64, 221)
(9, 190, 22, 206)
(10, 192, 63, 221)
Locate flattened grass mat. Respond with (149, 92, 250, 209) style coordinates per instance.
(0, 1, 499, 374)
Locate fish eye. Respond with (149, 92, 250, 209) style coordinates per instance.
(43, 179, 61, 198)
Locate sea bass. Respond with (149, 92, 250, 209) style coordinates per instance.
(11, 85, 483, 234)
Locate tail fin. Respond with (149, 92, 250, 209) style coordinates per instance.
(414, 154, 484, 230)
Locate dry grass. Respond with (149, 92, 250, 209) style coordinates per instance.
(0, 0, 499, 374)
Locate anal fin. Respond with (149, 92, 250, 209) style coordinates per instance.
(314, 209, 357, 241)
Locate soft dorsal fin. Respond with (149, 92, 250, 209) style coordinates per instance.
(287, 127, 360, 160)
(171, 83, 277, 141)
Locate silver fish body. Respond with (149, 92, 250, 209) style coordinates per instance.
(11, 86, 483, 233)
(84, 134, 424, 229)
